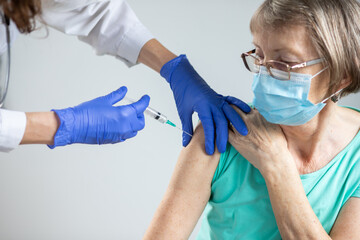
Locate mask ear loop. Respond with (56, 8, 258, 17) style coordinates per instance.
(321, 88, 343, 104)
(312, 66, 342, 104)
(311, 66, 329, 79)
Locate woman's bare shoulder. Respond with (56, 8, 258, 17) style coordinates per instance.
(181, 123, 221, 167)
(335, 106, 360, 149)
(340, 106, 360, 129)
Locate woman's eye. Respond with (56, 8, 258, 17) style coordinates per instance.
(280, 59, 299, 65)
(256, 54, 264, 60)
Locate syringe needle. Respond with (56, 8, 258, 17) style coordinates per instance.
(176, 126, 193, 137)
(166, 120, 193, 137)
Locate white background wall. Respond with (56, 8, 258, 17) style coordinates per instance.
(0, 0, 359, 239)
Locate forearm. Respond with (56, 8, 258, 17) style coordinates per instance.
(138, 39, 177, 73)
(263, 163, 331, 240)
(20, 112, 60, 145)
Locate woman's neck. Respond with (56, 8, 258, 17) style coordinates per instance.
(280, 102, 342, 174)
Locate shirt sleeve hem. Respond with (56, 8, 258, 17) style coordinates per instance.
(0, 109, 26, 153)
(116, 22, 154, 67)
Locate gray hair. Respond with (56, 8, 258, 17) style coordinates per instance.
(250, 0, 360, 97)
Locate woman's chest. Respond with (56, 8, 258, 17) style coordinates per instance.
(293, 147, 343, 175)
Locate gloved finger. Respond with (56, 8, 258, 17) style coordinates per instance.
(104, 86, 128, 105)
(180, 112, 194, 147)
(212, 106, 228, 153)
(132, 114, 146, 132)
(121, 131, 138, 141)
(225, 96, 252, 114)
(130, 95, 150, 116)
(198, 109, 215, 155)
(223, 102, 248, 136)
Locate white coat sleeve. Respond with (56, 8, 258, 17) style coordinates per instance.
(0, 109, 26, 153)
(40, 0, 154, 67)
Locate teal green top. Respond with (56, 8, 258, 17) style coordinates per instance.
(197, 107, 360, 240)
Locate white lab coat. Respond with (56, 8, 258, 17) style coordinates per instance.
(0, 0, 154, 152)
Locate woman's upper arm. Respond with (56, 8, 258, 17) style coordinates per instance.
(143, 124, 221, 240)
(330, 197, 360, 239)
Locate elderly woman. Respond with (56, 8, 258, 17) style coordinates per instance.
(143, 0, 360, 239)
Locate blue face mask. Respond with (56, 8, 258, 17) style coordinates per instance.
(252, 66, 339, 126)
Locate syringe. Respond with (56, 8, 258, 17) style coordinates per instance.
(124, 96, 193, 137)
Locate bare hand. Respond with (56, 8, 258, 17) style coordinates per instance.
(228, 106, 292, 175)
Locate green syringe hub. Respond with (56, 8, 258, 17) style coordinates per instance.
(166, 120, 177, 127)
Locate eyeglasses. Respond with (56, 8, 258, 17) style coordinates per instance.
(0, 11, 11, 108)
(241, 49, 324, 81)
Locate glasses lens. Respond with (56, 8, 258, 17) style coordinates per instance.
(267, 62, 290, 80)
(245, 55, 260, 73)
(268, 66, 290, 80)
(269, 61, 289, 72)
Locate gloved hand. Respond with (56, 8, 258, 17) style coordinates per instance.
(161, 55, 251, 155)
(48, 86, 150, 148)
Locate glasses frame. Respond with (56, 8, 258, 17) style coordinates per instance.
(241, 49, 324, 80)
(0, 11, 11, 107)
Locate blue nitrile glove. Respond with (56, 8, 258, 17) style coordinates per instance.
(161, 55, 252, 155)
(48, 86, 150, 149)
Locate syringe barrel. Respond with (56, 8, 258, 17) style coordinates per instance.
(123, 96, 167, 124)
(145, 107, 167, 124)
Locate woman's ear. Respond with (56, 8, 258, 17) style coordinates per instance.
(340, 75, 352, 89)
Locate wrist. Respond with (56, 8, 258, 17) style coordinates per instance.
(138, 39, 177, 73)
(47, 108, 75, 149)
(160, 54, 188, 83)
(21, 112, 60, 145)
(260, 151, 297, 180)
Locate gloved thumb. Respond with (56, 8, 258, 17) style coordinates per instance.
(104, 86, 128, 105)
(225, 96, 252, 114)
(181, 114, 194, 147)
(131, 95, 150, 116)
